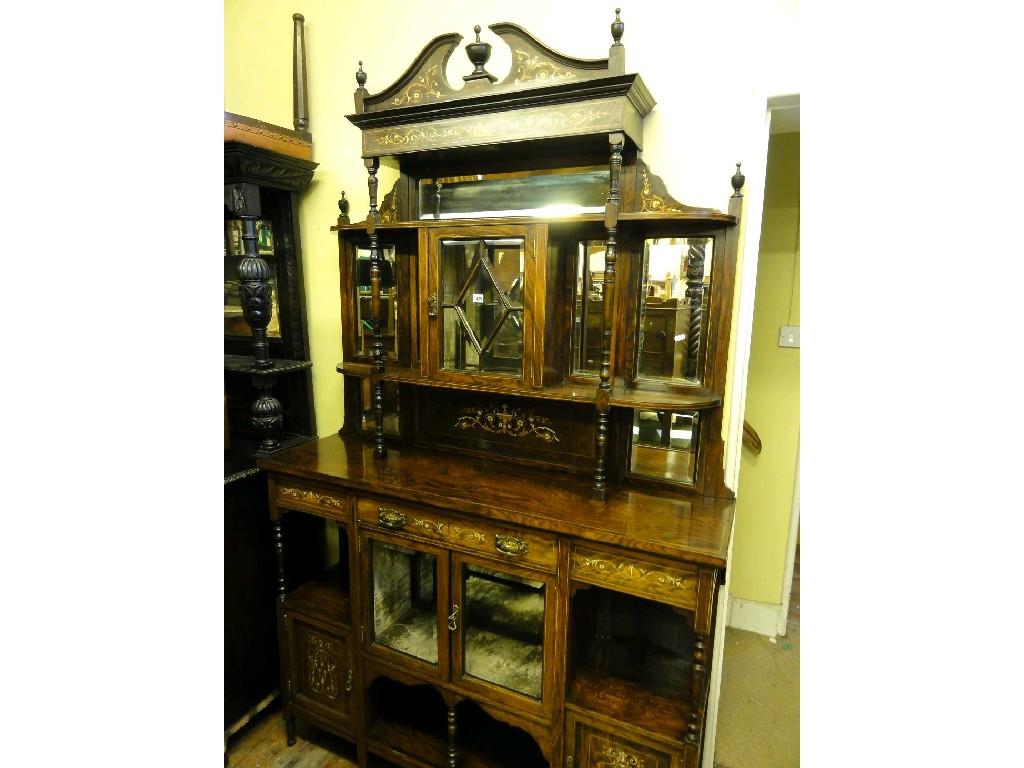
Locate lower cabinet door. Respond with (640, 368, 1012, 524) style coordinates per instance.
(568, 714, 678, 768)
(286, 613, 354, 726)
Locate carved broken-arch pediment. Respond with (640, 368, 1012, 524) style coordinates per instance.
(356, 16, 625, 115)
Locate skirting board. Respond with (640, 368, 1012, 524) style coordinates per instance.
(727, 596, 784, 638)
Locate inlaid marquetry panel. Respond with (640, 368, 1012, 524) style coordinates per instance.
(356, 497, 557, 572)
(362, 98, 626, 156)
(287, 616, 353, 725)
(571, 718, 673, 768)
(570, 545, 699, 610)
(277, 484, 351, 521)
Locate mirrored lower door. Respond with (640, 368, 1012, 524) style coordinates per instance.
(457, 558, 547, 701)
(369, 538, 441, 668)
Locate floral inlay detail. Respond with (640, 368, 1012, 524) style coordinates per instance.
(455, 405, 559, 443)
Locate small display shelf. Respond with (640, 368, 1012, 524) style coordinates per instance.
(283, 563, 352, 628)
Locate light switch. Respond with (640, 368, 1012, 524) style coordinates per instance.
(778, 325, 800, 348)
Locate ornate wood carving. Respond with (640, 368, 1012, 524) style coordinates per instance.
(684, 239, 708, 380)
(360, 33, 463, 112)
(307, 634, 339, 699)
(365, 157, 387, 459)
(491, 22, 610, 87)
(455, 404, 560, 443)
(391, 64, 445, 106)
(278, 486, 346, 510)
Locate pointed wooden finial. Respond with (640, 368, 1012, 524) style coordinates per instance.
(611, 8, 624, 45)
(356, 61, 367, 88)
(338, 191, 350, 224)
(731, 163, 745, 198)
(464, 24, 496, 83)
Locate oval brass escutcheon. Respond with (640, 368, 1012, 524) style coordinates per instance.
(495, 534, 528, 557)
(378, 507, 406, 529)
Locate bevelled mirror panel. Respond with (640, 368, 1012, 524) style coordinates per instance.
(418, 167, 608, 219)
(571, 240, 605, 376)
(440, 238, 525, 376)
(630, 409, 699, 486)
(355, 245, 398, 359)
(636, 238, 713, 385)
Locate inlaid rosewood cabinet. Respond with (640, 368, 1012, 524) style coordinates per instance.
(259, 12, 741, 768)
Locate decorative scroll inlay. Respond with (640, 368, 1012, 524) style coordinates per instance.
(307, 635, 338, 699)
(374, 107, 613, 148)
(511, 49, 578, 84)
(411, 517, 447, 535)
(578, 554, 685, 588)
(279, 486, 346, 510)
(639, 168, 685, 213)
(390, 64, 443, 106)
(378, 182, 400, 224)
(455, 405, 560, 443)
(452, 526, 488, 545)
(601, 748, 644, 768)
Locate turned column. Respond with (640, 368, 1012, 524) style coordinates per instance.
(364, 156, 387, 458)
(446, 704, 458, 768)
(594, 131, 624, 499)
(684, 238, 708, 380)
(687, 633, 707, 742)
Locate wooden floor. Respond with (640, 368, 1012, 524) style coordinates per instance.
(227, 705, 357, 768)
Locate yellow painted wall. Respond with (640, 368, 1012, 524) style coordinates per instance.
(729, 131, 800, 604)
(225, 0, 798, 438)
(226, 1, 800, 609)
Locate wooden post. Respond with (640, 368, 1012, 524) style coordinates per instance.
(292, 13, 309, 132)
(594, 132, 624, 498)
(365, 157, 387, 458)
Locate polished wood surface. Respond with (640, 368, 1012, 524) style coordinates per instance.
(261, 434, 733, 567)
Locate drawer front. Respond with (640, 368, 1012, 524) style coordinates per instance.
(286, 615, 354, 725)
(276, 482, 351, 521)
(357, 497, 557, 572)
(570, 544, 699, 611)
(571, 718, 674, 768)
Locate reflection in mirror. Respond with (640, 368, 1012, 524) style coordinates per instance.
(630, 409, 699, 485)
(440, 238, 525, 376)
(571, 241, 605, 375)
(462, 563, 545, 699)
(355, 245, 398, 359)
(371, 539, 438, 664)
(418, 167, 608, 219)
(637, 238, 713, 384)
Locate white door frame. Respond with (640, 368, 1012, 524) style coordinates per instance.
(702, 91, 800, 768)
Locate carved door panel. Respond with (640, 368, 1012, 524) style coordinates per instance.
(286, 614, 354, 726)
(568, 716, 676, 768)
(449, 552, 557, 718)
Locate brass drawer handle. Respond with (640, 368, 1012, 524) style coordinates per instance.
(378, 507, 406, 529)
(495, 534, 528, 557)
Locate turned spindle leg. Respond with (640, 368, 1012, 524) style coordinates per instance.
(447, 704, 458, 768)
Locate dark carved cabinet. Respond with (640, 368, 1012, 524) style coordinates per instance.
(259, 12, 741, 768)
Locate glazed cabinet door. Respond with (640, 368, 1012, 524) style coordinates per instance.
(424, 225, 542, 389)
(361, 531, 451, 682)
(449, 551, 558, 718)
(284, 613, 355, 728)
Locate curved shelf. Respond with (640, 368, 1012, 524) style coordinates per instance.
(331, 210, 735, 233)
(337, 362, 721, 411)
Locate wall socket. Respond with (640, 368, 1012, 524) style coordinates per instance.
(778, 325, 800, 348)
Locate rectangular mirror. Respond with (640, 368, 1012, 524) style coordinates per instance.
(571, 241, 605, 376)
(418, 167, 608, 219)
(355, 245, 398, 360)
(630, 409, 699, 486)
(636, 237, 713, 384)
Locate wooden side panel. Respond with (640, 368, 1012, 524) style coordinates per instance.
(286, 615, 354, 726)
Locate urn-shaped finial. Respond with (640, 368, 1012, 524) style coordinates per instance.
(356, 61, 367, 89)
(464, 25, 497, 83)
(731, 162, 745, 198)
(611, 8, 624, 45)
